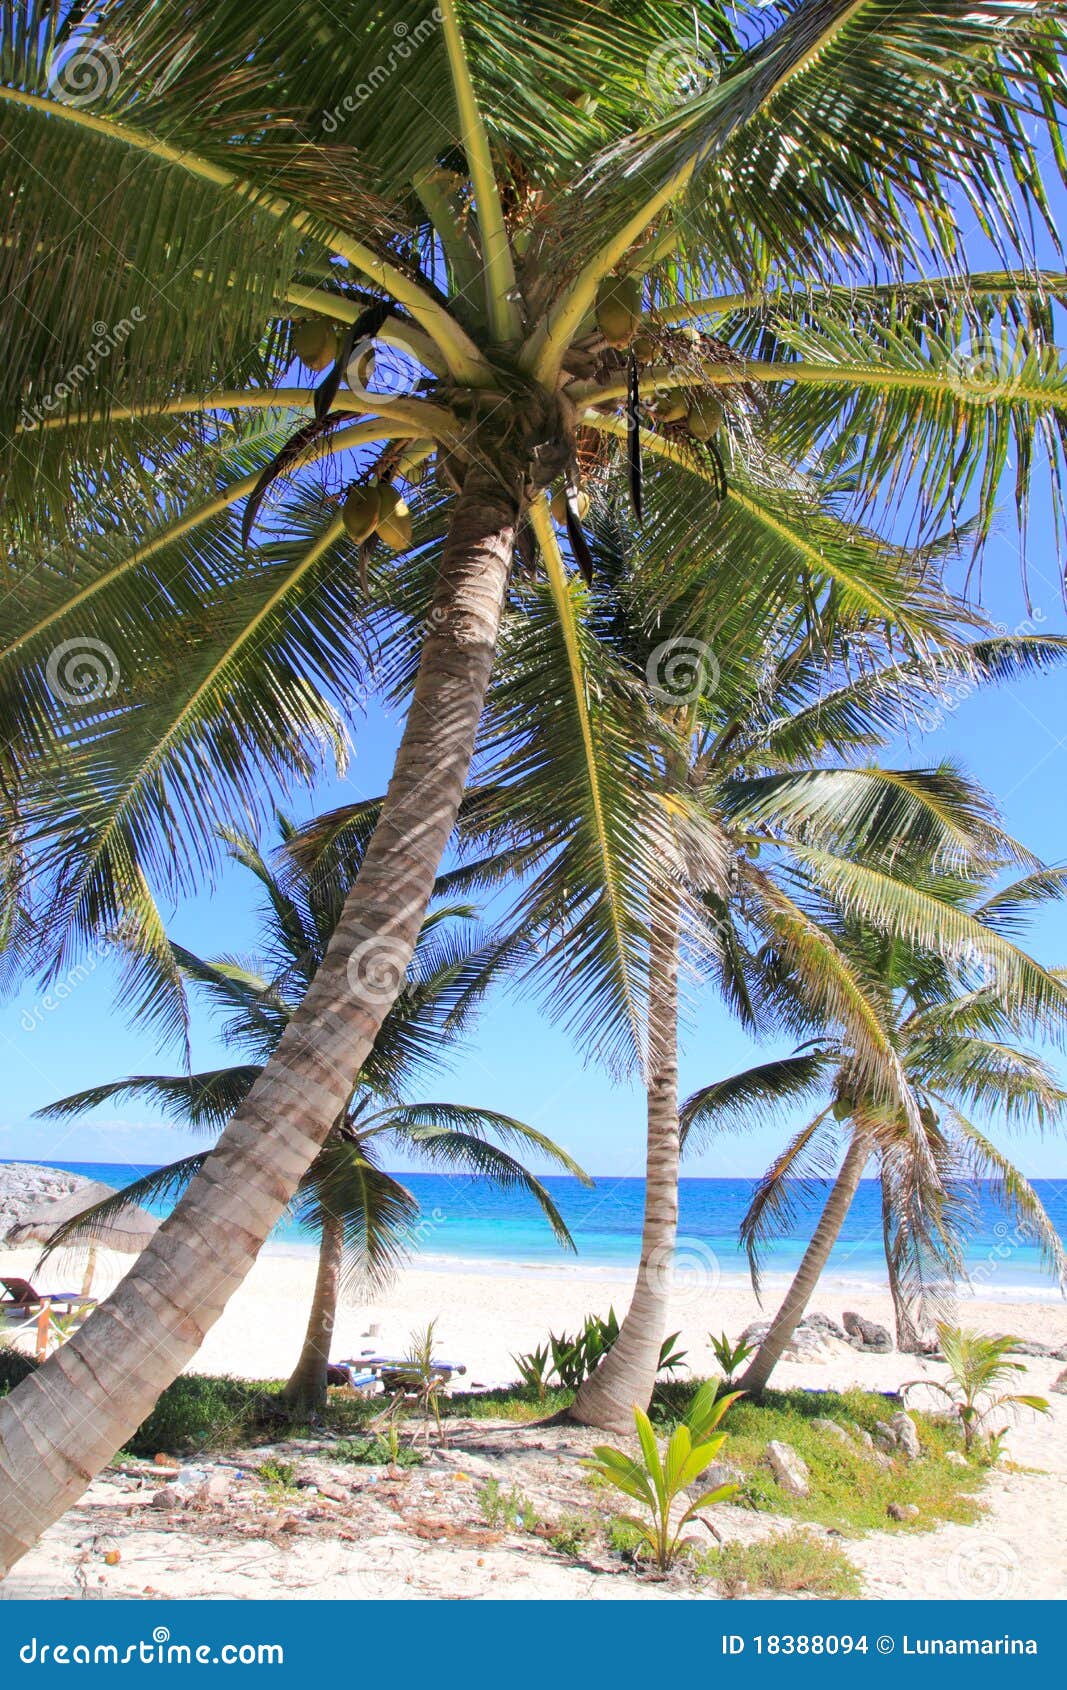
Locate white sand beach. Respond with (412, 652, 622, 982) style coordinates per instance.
(2, 1242, 1065, 1602)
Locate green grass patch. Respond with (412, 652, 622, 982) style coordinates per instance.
(651, 1379, 983, 1535)
(325, 1434, 424, 1468)
(476, 1478, 541, 1532)
(698, 1528, 861, 1598)
(441, 1384, 574, 1422)
(122, 1374, 380, 1457)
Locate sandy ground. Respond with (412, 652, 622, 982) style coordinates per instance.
(1, 1244, 1065, 1601)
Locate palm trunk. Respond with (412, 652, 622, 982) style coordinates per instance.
(738, 1132, 872, 1398)
(0, 460, 522, 1574)
(881, 1177, 924, 1353)
(283, 1212, 344, 1413)
(568, 889, 680, 1433)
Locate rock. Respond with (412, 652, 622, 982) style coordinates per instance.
(153, 1453, 179, 1469)
(870, 1449, 894, 1472)
(1011, 1341, 1052, 1358)
(946, 1450, 970, 1467)
(845, 1421, 875, 1450)
(1050, 1367, 1067, 1396)
(805, 1313, 848, 1342)
(887, 1501, 920, 1522)
(890, 1412, 922, 1461)
(811, 1418, 851, 1445)
(873, 1422, 898, 1454)
(701, 1460, 743, 1494)
(740, 1319, 835, 1362)
(842, 1311, 893, 1352)
(151, 1486, 179, 1510)
(765, 1440, 810, 1498)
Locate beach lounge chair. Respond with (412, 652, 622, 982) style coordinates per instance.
(350, 1352, 467, 1383)
(0, 1276, 96, 1319)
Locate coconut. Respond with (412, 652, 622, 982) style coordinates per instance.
(595, 275, 642, 347)
(632, 333, 656, 363)
(376, 486, 413, 551)
(832, 1095, 853, 1122)
(292, 319, 338, 372)
(656, 389, 689, 424)
(550, 485, 590, 524)
(342, 485, 380, 544)
(686, 394, 724, 440)
(745, 840, 761, 859)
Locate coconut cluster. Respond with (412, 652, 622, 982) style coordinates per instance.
(342, 483, 413, 551)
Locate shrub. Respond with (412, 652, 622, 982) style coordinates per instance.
(476, 1478, 540, 1532)
(700, 1528, 861, 1598)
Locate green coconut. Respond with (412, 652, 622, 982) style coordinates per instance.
(292, 319, 339, 372)
(832, 1095, 853, 1122)
(656, 389, 689, 423)
(745, 840, 761, 859)
(342, 485, 380, 544)
(686, 394, 724, 441)
(376, 485, 413, 551)
(595, 275, 642, 347)
(550, 484, 590, 524)
(632, 333, 656, 363)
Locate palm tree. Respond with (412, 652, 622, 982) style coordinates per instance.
(2, 0, 1066, 1562)
(563, 546, 1067, 1423)
(682, 866, 1067, 1393)
(37, 822, 588, 1410)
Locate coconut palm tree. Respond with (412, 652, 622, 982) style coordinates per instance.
(369, 505, 1067, 1427)
(37, 821, 588, 1410)
(682, 865, 1067, 1393)
(2, 0, 1067, 1563)
(563, 559, 1067, 1424)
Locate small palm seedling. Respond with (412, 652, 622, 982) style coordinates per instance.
(515, 1310, 685, 1394)
(511, 1343, 553, 1403)
(709, 1331, 756, 1389)
(378, 1320, 450, 1445)
(903, 1324, 1050, 1455)
(584, 1382, 741, 1572)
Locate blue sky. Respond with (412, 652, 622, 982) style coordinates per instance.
(3, 507, 1067, 1181)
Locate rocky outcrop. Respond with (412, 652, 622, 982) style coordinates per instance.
(842, 1310, 893, 1352)
(740, 1314, 849, 1362)
(0, 1162, 86, 1244)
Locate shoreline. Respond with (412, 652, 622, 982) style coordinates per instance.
(259, 1240, 1067, 1305)
(5, 1242, 1065, 1393)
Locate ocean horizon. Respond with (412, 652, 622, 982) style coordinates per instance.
(10, 1158, 1066, 1304)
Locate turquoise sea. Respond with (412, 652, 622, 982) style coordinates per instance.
(21, 1160, 1067, 1301)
